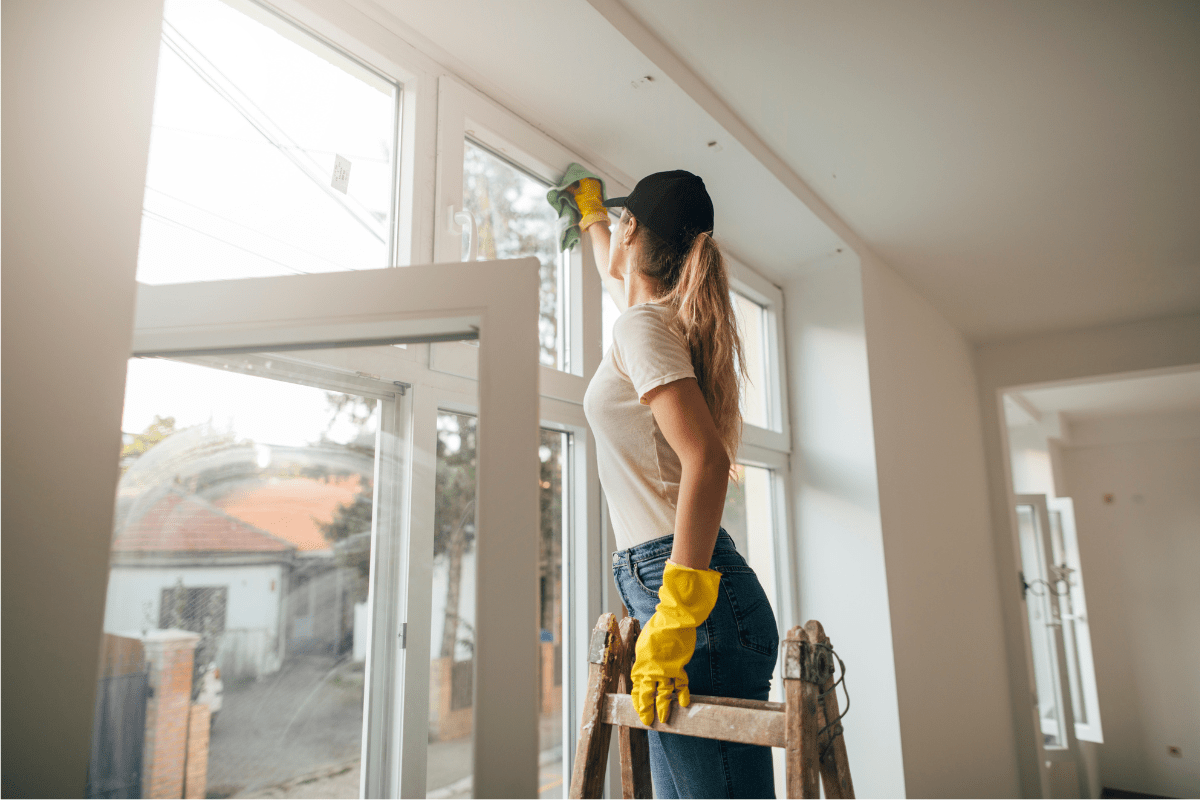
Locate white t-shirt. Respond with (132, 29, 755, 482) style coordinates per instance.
(583, 302, 697, 551)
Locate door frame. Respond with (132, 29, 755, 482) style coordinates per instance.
(1012, 493, 1088, 798)
(132, 258, 543, 798)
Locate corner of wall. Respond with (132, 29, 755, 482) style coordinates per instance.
(858, 253, 1022, 797)
(781, 254, 907, 798)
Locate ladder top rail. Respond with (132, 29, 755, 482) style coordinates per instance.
(602, 693, 786, 749)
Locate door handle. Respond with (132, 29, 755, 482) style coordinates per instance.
(448, 205, 478, 262)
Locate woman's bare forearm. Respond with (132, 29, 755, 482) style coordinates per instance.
(670, 455, 730, 570)
(584, 221, 626, 312)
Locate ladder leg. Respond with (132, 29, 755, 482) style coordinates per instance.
(805, 621, 854, 799)
(568, 614, 622, 799)
(784, 626, 820, 799)
(616, 616, 652, 799)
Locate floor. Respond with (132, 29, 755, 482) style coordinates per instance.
(202, 652, 565, 798)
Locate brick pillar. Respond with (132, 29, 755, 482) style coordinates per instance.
(140, 630, 200, 799)
(184, 704, 210, 799)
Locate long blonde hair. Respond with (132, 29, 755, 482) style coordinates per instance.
(626, 210, 746, 464)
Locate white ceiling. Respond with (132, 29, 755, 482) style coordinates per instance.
(1016, 368, 1200, 420)
(367, 0, 1200, 342)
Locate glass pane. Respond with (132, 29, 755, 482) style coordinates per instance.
(1015, 504, 1065, 748)
(601, 283, 621, 356)
(97, 355, 387, 799)
(139, 0, 397, 284)
(721, 465, 786, 798)
(538, 430, 569, 798)
(731, 292, 770, 429)
(426, 421, 569, 799)
(429, 412, 478, 797)
(1049, 511, 1086, 725)
(463, 141, 565, 370)
(721, 465, 777, 613)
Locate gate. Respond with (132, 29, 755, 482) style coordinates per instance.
(86, 671, 149, 798)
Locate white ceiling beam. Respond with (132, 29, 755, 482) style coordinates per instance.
(586, 0, 871, 259)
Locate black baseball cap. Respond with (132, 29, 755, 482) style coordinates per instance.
(603, 170, 714, 253)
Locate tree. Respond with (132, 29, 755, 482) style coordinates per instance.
(120, 415, 177, 473)
(318, 485, 372, 582)
(463, 142, 563, 366)
(434, 413, 477, 660)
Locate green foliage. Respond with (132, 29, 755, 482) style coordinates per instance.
(120, 415, 177, 473)
(463, 142, 563, 366)
(318, 484, 372, 586)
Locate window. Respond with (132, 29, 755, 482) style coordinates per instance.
(1046, 498, 1103, 743)
(100, 354, 393, 799)
(462, 141, 567, 369)
(427, 416, 571, 798)
(722, 462, 790, 798)
(102, 7, 795, 791)
(599, 269, 785, 440)
(139, 0, 399, 284)
(731, 292, 770, 430)
(429, 412, 477, 795)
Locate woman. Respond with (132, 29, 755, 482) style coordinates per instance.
(574, 170, 779, 799)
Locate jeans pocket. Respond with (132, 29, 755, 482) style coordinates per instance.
(717, 567, 779, 657)
(632, 555, 667, 600)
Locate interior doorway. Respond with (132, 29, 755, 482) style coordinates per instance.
(999, 365, 1200, 799)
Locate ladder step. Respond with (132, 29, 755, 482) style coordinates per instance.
(602, 693, 786, 748)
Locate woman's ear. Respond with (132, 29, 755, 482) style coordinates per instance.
(622, 214, 638, 249)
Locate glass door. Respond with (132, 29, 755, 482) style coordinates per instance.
(91, 255, 544, 799)
(100, 349, 408, 800)
(1013, 494, 1087, 797)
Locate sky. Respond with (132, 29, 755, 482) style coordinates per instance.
(123, 0, 397, 444)
(122, 358, 370, 447)
(138, 0, 396, 284)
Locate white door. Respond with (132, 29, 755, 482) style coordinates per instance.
(1013, 494, 1088, 798)
(123, 260, 542, 798)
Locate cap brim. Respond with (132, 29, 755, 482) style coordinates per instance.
(602, 196, 627, 208)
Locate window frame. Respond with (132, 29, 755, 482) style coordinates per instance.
(135, 2, 800, 795)
(1046, 496, 1103, 744)
(132, 258, 543, 798)
(725, 255, 791, 451)
(431, 75, 631, 387)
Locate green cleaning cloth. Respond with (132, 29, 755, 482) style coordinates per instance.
(547, 162, 607, 252)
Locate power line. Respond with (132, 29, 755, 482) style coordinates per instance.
(160, 20, 386, 243)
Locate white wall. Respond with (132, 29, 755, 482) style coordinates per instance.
(1, 2, 164, 794)
(783, 257, 907, 798)
(1007, 419, 1062, 497)
(860, 256, 1021, 797)
(1059, 413, 1200, 798)
(974, 313, 1200, 798)
(105, 563, 286, 678)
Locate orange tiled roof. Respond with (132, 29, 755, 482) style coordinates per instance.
(213, 476, 362, 552)
(113, 490, 295, 553)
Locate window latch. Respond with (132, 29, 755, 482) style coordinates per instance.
(448, 206, 478, 262)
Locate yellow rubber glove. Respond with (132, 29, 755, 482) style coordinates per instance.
(569, 178, 609, 231)
(630, 560, 722, 726)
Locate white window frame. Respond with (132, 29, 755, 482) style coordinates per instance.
(1047, 496, 1103, 744)
(431, 76, 631, 388)
(132, 259, 543, 798)
(726, 255, 791, 450)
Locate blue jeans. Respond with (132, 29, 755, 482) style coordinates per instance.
(612, 529, 778, 799)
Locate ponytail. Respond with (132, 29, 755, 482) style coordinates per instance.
(628, 211, 746, 465)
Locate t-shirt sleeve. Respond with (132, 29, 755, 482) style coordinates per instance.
(612, 306, 696, 404)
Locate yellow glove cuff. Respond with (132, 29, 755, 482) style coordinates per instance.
(657, 561, 722, 626)
(578, 211, 610, 231)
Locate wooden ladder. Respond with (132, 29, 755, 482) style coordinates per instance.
(568, 613, 854, 799)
